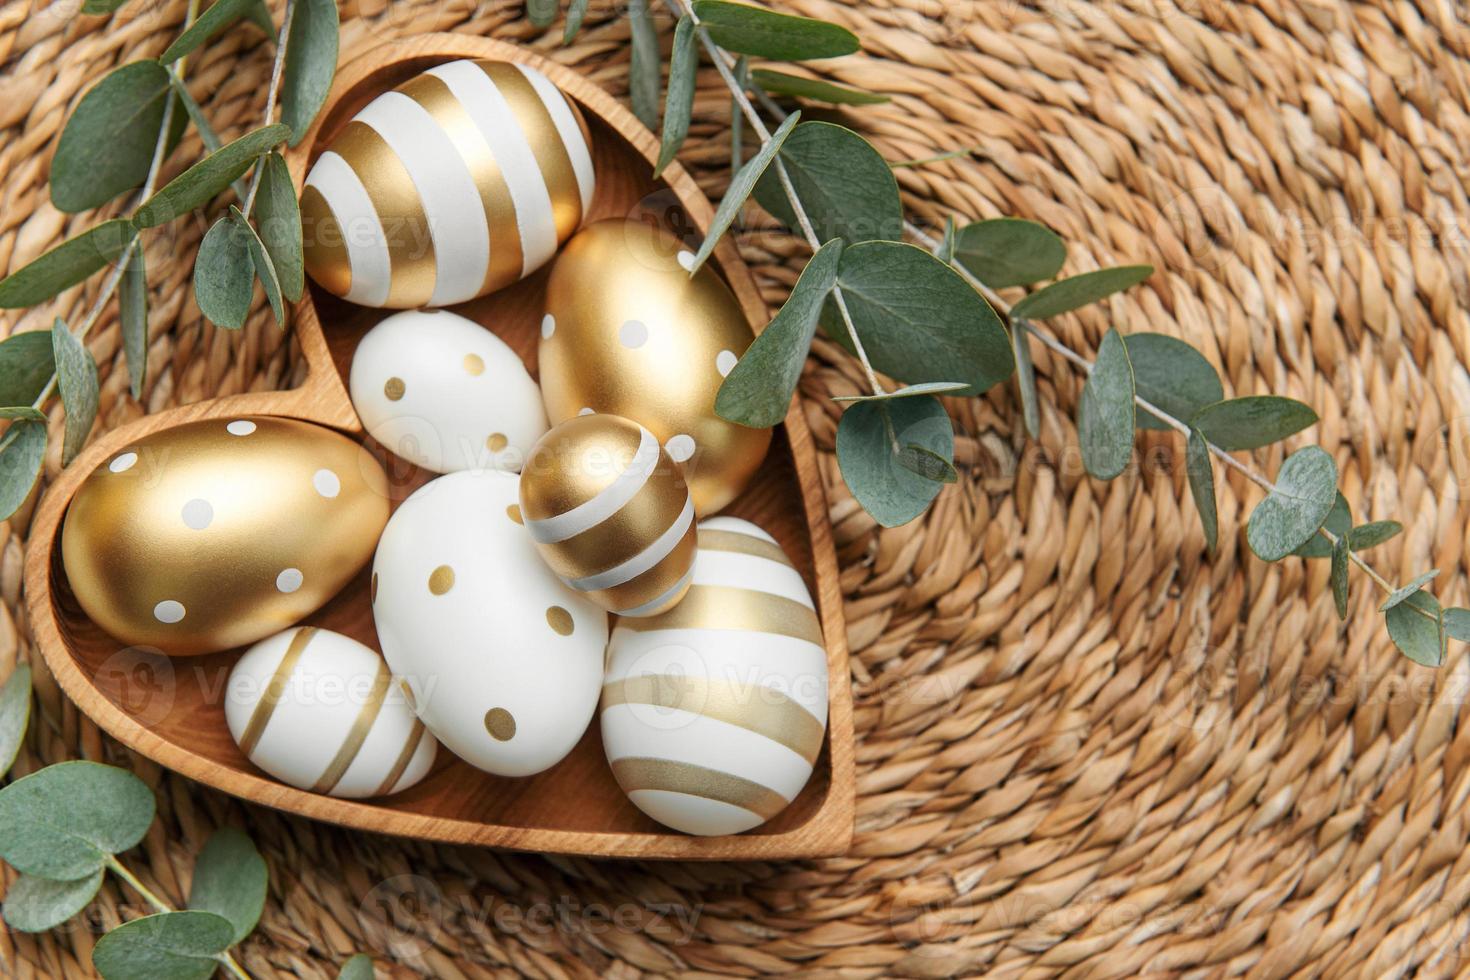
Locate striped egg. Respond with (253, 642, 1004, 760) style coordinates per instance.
(518, 414, 695, 617)
(225, 627, 438, 799)
(600, 517, 829, 836)
(301, 59, 595, 309)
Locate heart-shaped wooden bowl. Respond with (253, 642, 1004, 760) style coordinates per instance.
(23, 36, 853, 860)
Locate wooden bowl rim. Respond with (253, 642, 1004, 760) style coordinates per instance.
(22, 34, 855, 860)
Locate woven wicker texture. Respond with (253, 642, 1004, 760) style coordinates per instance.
(4, 0, 1470, 976)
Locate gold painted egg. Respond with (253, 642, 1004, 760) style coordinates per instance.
(538, 219, 772, 514)
(61, 417, 390, 657)
(301, 59, 595, 309)
(518, 413, 695, 617)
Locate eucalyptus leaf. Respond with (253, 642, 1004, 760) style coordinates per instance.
(836, 396, 953, 527)
(1379, 570, 1440, 612)
(1123, 333, 1224, 432)
(833, 381, 969, 403)
(690, 111, 799, 271)
(1189, 395, 1318, 451)
(1078, 328, 1135, 480)
(627, 0, 660, 130)
(3, 869, 104, 933)
(897, 443, 957, 483)
(823, 240, 1013, 395)
(0, 332, 58, 405)
(0, 219, 135, 308)
(82, 0, 131, 13)
(753, 121, 902, 245)
(1331, 536, 1350, 619)
(936, 216, 956, 265)
(52, 318, 99, 465)
(1245, 446, 1338, 562)
(1349, 521, 1402, 550)
(133, 124, 290, 227)
(0, 761, 155, 880)
(1386, 590, 1443, 667)
(187, 827, 267, 944)
(253, 153, 304, 303)
(952, 219, 1066, 290)
(1010, 265, 1154, 320)
(716, 238, 841, 428)
(692, 0, 859, 60)
(119, 242, 147, 399)
(92, 911, 235, 980)
(338, 954, 377, 980)
(0, 421, 47, 521)
(1443, 608, 1470, 643)
(1012, 320, 1040, 438)
(0, 408, 44, 420)
(193, 215, 254, 330)
(655, 17, 698, 178)
(748, 69, 887, 105)
(231, 206, 283, 325)
(51, 62, 172, 213)
(528, 0, 558, 28)
(160, 0, 268, 65)
(1292, 492, 1350, 558)
(0, 664, 31, 779)
(282, 0, 338, 145)
(1186, 427, 1218, 554)
(563, 0, 589, 42)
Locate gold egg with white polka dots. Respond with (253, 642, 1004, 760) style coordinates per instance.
(60, 417, 390, 657)
(538, 218, 772, 515)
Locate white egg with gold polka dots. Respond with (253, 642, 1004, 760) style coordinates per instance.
(371, 469, 608, 776)
(225, 626, 438, 799)
(350, 309, 547, 474)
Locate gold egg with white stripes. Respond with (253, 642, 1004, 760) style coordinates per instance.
(601, 517, 829, 836)
(301, 59, 595, 309)
(519, 413, 696, 617)
(225, 627, 438, 799)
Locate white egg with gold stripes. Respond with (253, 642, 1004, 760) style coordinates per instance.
(601, 517, 829, 835)
(301, 59, 596, 309)
(225, 627, 438, 799)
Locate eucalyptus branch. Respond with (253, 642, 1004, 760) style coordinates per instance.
(103, 854, 251, 980)
(241, 0, 294, 217)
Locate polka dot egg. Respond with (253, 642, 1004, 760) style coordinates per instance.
(61, 417, 389, 657)
(349, 309, 547, 473)
(371, 469, 608, 776)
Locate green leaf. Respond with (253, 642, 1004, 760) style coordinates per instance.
(252, 153, 303, 303)
(1012, 320, 1040, 438)
(563, 0, 589, 42)
(1331, 536, 1350, 620)
(193, 215, 254, 329)
(896, 443, 957, 483)
(52, 319, 99, 465)
(1078, 328, 1135, 480)
(690, 110, 799, 272)
(753, 121, 902, 245)
(3, 869, 104, 932)
(1443, 608, 1470, 643)
(0, 761, 155, 880)
(133, 124, 289, 227)
(1349, 521, 1402, 551)
(748, 69, 887, 105)
(836, 396, 953, 527)
(0, 421, 47, 522)
(1386, 591, 1443, 667)
(528, 0, 558, 27)
(0, 408, 44, 420)
(51, 62, 172, 213)
(1186, 427, 1218, 554)
(187, 827, 267, 944)
(161, 0, 269, 65)
(627, 0, 660, 130)
(1245, 446, 1338, 562)
(0, 332, 57, 405)
(231, 206, 283, 325)
(936, 216, 956, 265)
(0, 219, 135, 308)
(338, 954, 376, 980)
(82, 0, 132, 12)
(166, 76, 247, 202)
(692, 0, 859, 59)
(1009, 265, 1154, 320)
(715, 238, 841, 428)
(1122, 333, 1224, 432)
(833, 381, 969, 403)
(1189, 395, 1318, 451)
(1292, 492, 1351, 558)
(92, 911, 235, 980)
(1379, 570, 1440, 612)
(654, 17, 698, 177)
(0, 664, 31, 779)
(119, 242, 148, 400)
(281, 0, 338, 145)
(823, 240, 1013, 395)
(952, 219, 1066, 289)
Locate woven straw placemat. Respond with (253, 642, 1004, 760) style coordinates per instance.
(3, 0, 1469, 976)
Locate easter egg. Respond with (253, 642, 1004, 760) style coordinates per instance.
(601, 517, 828, 836)
(225, 627, 438, 799)
(372, 469, 608, 777)
(301, 59, 595, 309)
(518, 413, 695, 618)
(61, 417, 389, 657)
(538, 219, 772, 514)
(349, 309, 547, 473)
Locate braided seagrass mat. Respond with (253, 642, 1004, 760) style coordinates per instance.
(4, 0, 1470, 975)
